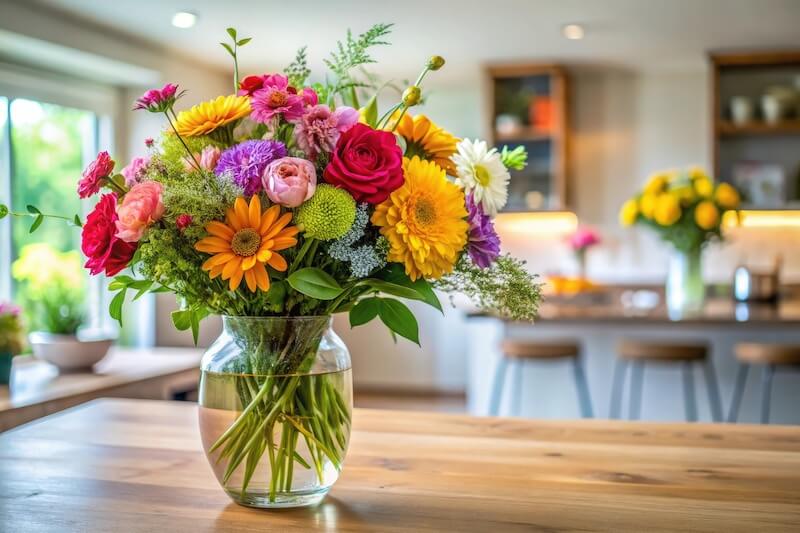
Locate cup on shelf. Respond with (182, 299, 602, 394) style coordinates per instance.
(730, 96, 753, 125)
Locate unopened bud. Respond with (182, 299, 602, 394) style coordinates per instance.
(402, 86, 422, 107)
(427, 55, 445, 70)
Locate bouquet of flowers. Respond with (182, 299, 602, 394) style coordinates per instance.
(1, 24, 542, 504)
(619, 166, 741, 252)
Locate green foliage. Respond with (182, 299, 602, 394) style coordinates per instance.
(285, 46, 311, 87)
(158, 134, 219, 179)
(0, 309, 25, 355)
(288, 268, 344, 300)
(377, 263, 442, 312)
(349, 297, 419, 345)
(323, 23, 393, 105)
(434, 255, 542, 321)
(501, 145, 528, 171)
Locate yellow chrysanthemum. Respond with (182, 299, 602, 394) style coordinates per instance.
(643, 173, 669, 195)
(640, 192, 657, 219)
(388, 112, 459, 175)
(654, 193, 682, 227)
(371, 156, 468, 280)
(174, 95, 251, 137)
(195, 196, 298, 292)
(715, 182, 741, 210)
(694, 200, 720, 230)
(619, 199, 639, 226)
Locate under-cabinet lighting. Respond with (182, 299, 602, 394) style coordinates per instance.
(723, 210, 800, 228)
(495, 211, 578, 235)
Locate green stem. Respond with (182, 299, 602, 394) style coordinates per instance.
(164, 111, 202, 171)
(288, 238, 315, 273)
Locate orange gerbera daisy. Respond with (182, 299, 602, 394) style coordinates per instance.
(387, 112, 459, 175)
(195, 196, 298, 292)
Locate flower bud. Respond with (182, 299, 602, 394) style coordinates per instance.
(427, 55, 445, 70)
(402, 86, 422, 107)
(0, 204, 8, 219)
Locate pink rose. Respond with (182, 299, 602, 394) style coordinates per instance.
(78, 151, 115, 199)
(262, 157, 317, 207)
(121, 156, 150, 187)
(199, 145, 222, 170)
(115, 181, 165, 242)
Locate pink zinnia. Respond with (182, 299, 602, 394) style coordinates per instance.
(294, 105, 359, 161)
(78, 151, 115, 198)
(250, 74, 304, 124)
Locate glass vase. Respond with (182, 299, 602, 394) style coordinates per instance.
(665, 248, 705, 314)
(198, 316, 352, 509)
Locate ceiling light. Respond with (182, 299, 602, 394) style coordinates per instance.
(172, 12, 197, 29)
(562, 24, 584, 40)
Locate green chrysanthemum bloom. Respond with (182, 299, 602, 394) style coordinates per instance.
(295, 184, 357, 240)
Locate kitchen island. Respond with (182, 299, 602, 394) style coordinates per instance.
(1, 398, 799, 532)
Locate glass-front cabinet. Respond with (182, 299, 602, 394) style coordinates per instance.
(487, 64, 568, 211)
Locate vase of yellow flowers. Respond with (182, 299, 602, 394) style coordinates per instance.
(619, 167, 741, 313)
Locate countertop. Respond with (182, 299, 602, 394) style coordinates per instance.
(2, 398, 799, 532)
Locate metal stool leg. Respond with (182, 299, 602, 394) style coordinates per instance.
(727, 364, 750, 423)
(703, 359, 723, 422)
(683, 361, 698, 422)
(489, 357, 509, 416)
(628, 361, 645, 420)
(761, 364, 775, 424)
(572, 357, 594, 418)
(511, 359, 525, 417)
(610, 359, 627, 419)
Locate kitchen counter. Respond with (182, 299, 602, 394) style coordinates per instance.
(2, 398, 799, 532)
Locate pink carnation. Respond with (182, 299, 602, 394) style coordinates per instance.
(262, 157, 317, 208)
(250, 74, 304, 124)
(121, 156, 150, 187)
(568, 227, 601, 251)
(78, 151, 115, 199)
(115, 181, 165, 243)
(294, 105, 359, 161)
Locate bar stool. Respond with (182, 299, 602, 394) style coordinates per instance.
(610, 341, 723, 422)
(489, 340, 593, 418)
(728, 343, 800, 424)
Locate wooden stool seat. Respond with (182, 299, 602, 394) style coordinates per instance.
(501, 340, 580, 359)
(618, 341, 707, 362)
(735, 343, 800, 365)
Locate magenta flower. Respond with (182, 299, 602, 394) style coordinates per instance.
(78, 151, 115, 199)
(0, 301, 21, 317)
(294, 105, 359, 161)
(144, 137, 154, 148)
(133, 83, 185, 113)
(176, 214, 193, 232)
(121, 156, 150, 187)
(301, 87, 318, 107)
(568, 227, 601, 251)
(215, 140, 287, 196)
(262, 157, 317, 208)
(250, 74, 305, 124)
(466, 194, 501, 268)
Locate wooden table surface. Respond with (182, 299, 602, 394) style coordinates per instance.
(0, 348, 202, 431)
(1, 399, 799, 532)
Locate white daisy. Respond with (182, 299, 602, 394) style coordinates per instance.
(451, 139, 510, 216)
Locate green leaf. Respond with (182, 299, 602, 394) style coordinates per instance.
(362, 94, 379, 127)
(364, 279, 420, 300)
(109, 289, 126, 326)
(349, 297, 380, 327)
(171, 309, 192, 331)
(287, 268, 344, 300)
(190, 307, 209, 345)
(108, 275, 134, 290)
(378, 264, 442, 312)
(26, 205, 40, 214)
(226, 27, 237, 40)
(72, 214, 83, 227)
(220, 42, 234, 57)
(377, 298, 419, 345)
(236, 37, 252, 46)
(29, 214, 44, 233)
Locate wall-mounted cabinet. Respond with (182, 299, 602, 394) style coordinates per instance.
(711, 51, 800, 209)
(486, 64, 568, 211)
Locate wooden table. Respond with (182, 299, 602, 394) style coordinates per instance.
(0, 348, 202, 431)
(2, 399, 799, 532)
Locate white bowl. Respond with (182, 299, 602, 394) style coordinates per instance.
(28, 332, 113, 371)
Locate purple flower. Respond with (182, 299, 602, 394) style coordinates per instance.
(215, 140, 287, 196)
(466, 194, 501, 268)
(133, 83, 185, 113)
(294, 105, 359, 161)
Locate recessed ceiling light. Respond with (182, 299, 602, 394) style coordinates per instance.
(172, 11, 197, 29)
(562, 24, 584, 40)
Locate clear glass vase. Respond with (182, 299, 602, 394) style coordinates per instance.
(198, 316, 352, 509)
(665, 248, 705, 314)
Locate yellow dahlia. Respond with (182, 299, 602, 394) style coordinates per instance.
(174, 95, 251, 137)
(388, 112, 459, 175)
(195, 196, 298, 292)
(371, 156, 468, 280)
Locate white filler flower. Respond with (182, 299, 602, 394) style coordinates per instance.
(451, 139, 510, 216)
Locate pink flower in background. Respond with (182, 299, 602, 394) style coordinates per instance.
(121, 156, 150, 187)
(568, 226, 601, 251)
(115, 181, 165, 242)
(144, 137, 154, 148)
(0, 301, 21, 317)
(301, 87, 318, 107)
(78, 151, 115, 198)
(250, 74, 304, 123)
(294, 105, 359, 160)
(199, 146, 222, 170)
(262, 157, 317, 207)
(133, 83, 184, 113)
(176, 214, 193, 232)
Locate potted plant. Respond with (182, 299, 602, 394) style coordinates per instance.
(11, 243, 112, 370)
(0, 301, 25, 385)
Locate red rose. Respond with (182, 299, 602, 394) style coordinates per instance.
(323, 123, 403, 204)
(238, 75, 265, 96)
(81, 193, 137, 276)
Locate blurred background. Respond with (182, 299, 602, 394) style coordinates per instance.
(1, 0, 799, 427)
